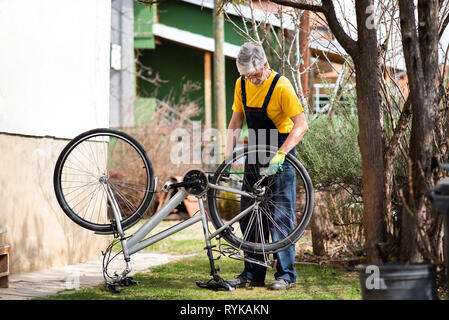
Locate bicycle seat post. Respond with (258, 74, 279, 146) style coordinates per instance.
(198, 198, 214, 271)
(196, 197, 235, 291)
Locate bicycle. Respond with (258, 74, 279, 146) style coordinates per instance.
(53, 128, 314, 292)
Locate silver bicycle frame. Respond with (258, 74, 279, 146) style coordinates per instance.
(106, 185, 255, 259)
(101, 171, 279, 286)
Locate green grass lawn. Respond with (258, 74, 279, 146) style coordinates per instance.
(42, 220, 362, 300)
(44, 256, 361, 300)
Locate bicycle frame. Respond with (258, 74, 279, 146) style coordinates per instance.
(102, 179, 257, 287)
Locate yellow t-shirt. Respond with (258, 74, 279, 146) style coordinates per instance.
(232, 70, 304, 134)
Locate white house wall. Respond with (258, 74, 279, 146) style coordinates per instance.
(0, 0, 110, 139)
(0, 0, 111, 274)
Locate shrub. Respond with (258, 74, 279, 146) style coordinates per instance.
(297, 114, 362, 199)
(297, 113, 364, 257)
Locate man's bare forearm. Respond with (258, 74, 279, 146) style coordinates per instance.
(225, 112, 244, 157)
(226, 127, 241, 157)
(278, 113, 308, 154)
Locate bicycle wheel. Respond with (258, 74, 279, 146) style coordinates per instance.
(53, 128, 155, 233)
(207, 145, 314, 254)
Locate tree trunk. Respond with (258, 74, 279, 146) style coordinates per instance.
(384, 98, 411, 237)
(213, 0, 226, 157)
(310, 207, 327, 256)
(323, 0, 387, 264)
(352, 0, 386, 263)
(398, 0, 440, 262)
(299, 10, 310, 97)
(310, 192, 338, 256)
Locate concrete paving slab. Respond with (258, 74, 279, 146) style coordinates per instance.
(0, 252, 195, 300)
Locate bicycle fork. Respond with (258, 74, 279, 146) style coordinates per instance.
(104, 184, 133, 287)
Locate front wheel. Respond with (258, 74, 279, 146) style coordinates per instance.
(53, 128, 155, 234)
(207, 145, 314, 254)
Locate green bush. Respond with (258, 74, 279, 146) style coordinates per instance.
(296, 114, 362, 199)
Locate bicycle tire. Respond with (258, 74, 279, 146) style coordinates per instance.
(207, 145, 314, 254)
(53, 128, 155, 233)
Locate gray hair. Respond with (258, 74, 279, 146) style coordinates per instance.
(236, 42, 267, 75)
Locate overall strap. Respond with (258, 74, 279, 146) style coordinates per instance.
(240, 75, 247, 108)
(261, 73, 281, 111)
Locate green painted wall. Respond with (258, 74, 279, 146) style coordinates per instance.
(134, 2, 156, 49)
(136, 42, 204, 121)
(158, 0, 248, 47)
(134, 97, 156, 125)
(136, 42, 240, 126)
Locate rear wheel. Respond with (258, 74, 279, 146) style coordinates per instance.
(207, 145, 314, 254)
(53, 128, 155, 233)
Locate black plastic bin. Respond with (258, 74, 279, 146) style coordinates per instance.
(428, 175, 449, 288)
(355, 263, 438, 300)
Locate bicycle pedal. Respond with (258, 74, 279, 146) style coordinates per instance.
(196, 279, 235, 291)
(105, 282, 120, 293)
(121, 277, 138, 286)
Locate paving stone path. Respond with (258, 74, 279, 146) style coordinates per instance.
(0, 252, 194, 300)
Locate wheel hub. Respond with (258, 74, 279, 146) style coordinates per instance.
(99, 175, 109, 184)
(255, 186, 273, 205)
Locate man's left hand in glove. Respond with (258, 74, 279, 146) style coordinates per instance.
(265, 150, 286, 176)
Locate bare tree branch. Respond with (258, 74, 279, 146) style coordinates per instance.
(269, 0, 358, 57)
(438, 0, 449, 37)
(136, 0, 164, 5)
(321, 0, 358, 57)
(439, 10, 449, 38)
(269, 0, 325, 12)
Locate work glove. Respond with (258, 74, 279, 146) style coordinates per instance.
(265, 151, 286, 176)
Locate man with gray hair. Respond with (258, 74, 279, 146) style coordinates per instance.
(235, 42, 267, 80)
(224, 42, 309, 290)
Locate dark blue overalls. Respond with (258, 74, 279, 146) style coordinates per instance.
(239, 73, 297, 283)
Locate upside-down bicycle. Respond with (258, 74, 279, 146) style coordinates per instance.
(53, 128, 314, 292)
